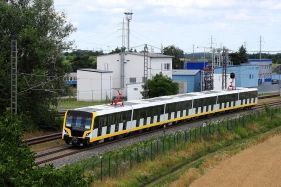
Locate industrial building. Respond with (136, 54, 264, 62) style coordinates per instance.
(172, 70, 201, 92)
(213, 65, 259, 89)
(97, 52, 173, 99)
(248, 59, 272, 84)
(77, 69, 113, 101)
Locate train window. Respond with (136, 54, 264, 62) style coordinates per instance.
(193, 99, 201, 114)
(104, 115, 111, 134)
(66, 116, 72, 127)
(85, 117, 91, 130)
(94, 116, 102, 136)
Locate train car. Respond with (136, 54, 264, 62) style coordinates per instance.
(62, 87, 258, 146)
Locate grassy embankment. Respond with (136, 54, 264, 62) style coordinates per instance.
(74, 105, 281, 187)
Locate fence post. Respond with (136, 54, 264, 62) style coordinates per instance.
(150, 141, 153, 160)
(83, 161, 89, 179)
(100, 156, 103, 181)
(162, 136, 165, 153)
(226, 119, 228, 130)
(174, 133, 176, 148)
(115, 151, 119, 176)
(157, 139, 159, 155)
(130, 147, 133, 169)
(137, 144, 140, 163)
(108, 152, 114, 177)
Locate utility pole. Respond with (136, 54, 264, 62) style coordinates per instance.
(222, 47, 228, 90)
(124, 10, 133, 52)
(11, 37, 17, 114)
(143, 44, 148, 99)
(208, 35, 215, 50)
(192, 44, 195, 59)
(259, 35, 263, 61)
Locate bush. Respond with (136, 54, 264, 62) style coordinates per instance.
(0, 109, 92, 187)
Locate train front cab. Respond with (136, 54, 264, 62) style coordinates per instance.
(62, 110, 95, 146)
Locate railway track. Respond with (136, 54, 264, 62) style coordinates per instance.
(25, 133, 62, 146)
(27, 94, 280, 146)
(35, 99, 281, 166)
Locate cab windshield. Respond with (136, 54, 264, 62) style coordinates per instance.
(65, 111, 92, 130)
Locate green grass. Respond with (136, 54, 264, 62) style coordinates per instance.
(258, 92, 279, 96)
(71, 106, 281, 187)
(56, 98, 109, 110)
(272, 63, 280, 70)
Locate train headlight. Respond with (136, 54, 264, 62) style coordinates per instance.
(65, 130, 68, 134)
(86, 133, 90, 136)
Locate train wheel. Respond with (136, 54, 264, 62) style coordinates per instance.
(64, 139, 71, 144)
(64, 137, 71, 144)
(117, 134, 124, 139)
(83, 139, 90, 147)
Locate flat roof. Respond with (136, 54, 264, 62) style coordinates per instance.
(78, 69, 113, 73)
(172, 70, 200, 75)
(98, 52, 173, 58)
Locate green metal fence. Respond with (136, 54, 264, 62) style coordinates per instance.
(80, 106, 281, 182)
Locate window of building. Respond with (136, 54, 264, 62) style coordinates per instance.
(164, 63, 171, 70)
(130, 77, 136, 83)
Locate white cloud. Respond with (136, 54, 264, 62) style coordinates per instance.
(54, 0, 281, 52)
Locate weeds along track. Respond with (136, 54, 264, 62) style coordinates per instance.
(34, 99, 281, 166)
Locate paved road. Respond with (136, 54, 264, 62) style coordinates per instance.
(257, 83, 280, 93)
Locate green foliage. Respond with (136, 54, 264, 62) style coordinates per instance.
(0, 109, 35, 186)
(0, 0, 76, 130)
(141, 72, 179, 98)
(248, 53, 281, 64)
(163, 45, 184, 69)
(70, 55, 96, 71)
(229, 45, 248, 65)
(0, 109, 92, 187)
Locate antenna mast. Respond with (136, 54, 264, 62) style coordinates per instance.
(124, 9, 133, 52)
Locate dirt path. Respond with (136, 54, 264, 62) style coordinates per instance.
(190, 134, 281, 187)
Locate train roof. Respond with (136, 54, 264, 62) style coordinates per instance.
(69, 87, 257, 115)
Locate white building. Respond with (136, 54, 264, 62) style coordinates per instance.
(213, 74, 234, 90)
(77, 69, 113, 101)
(97, 52, 173, 99)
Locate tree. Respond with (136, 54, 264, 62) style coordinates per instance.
(70, 55, 96, 71)
(141, 72, 179, 98)
(0, 0, 76, 130)
(163, 45, 184, 69)
(0, 109, 92, 186)
(229, 45, 248, 65)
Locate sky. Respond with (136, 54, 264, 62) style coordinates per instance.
(54, 0, 281, 54)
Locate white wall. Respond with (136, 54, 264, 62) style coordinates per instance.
(213, 74, 235, 90)
(97, 53, 172, 98)
(77, 70, 112, 101)
(150, 58, 172, 78)
(97, 54, 120, 90)
(126, 83, 144, 101)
